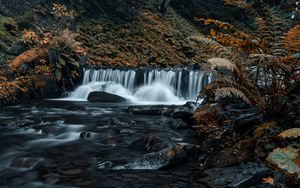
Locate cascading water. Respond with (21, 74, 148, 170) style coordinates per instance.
(65, 69, 210, 104)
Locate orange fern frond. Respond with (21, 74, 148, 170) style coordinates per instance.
(215, 87, 252, 105)
(207, 57, 239, 74)
(188, 36, 230, 57)
(282, 25, 300, 53)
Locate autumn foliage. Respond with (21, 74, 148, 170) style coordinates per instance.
(8, 48, 48, 71)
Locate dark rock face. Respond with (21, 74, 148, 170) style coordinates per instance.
(221, 105, 263, 134)
(200, 162, 269, 188)
(87, 91, 127, 102)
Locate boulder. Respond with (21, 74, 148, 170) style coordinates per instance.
(87, 91, 127, 102)
(112, 144, 188, 170)
(200, 162, 269, 188)
(172, 111, 196, 125)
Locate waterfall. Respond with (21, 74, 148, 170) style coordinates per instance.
(65, 69, 209, 104)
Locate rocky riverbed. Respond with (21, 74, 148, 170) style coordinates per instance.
(0, 100, 274, 188)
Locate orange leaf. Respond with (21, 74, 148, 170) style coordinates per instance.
(8, 48, 48, 71)
(210, 28, 216, 37)
(262, 177, 274, 185)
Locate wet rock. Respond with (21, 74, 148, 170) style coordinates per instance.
(44, 173, 61, 185)
(80, 131, 91, 139)
(10, 157, 42, 169)
(12, 118, 43, 129)
(234, 112, 263, 132)
(182, 144, 204, 161)
(59, 169, 82, 176)
(118, 128, 136, 134)
(172, 111, 196, 125)
(222, 106, 263, 134)
(113, 144, 188, 170)
(167, 119, 187, 130)
(127, 106, 163, 116)
(129, 134, 164, 152)
(200, 162, 269, 188)
(0, 118, 17, 127)
(41, 126, 57, 134)
(97, 161, 113, 170)
(110, 118, 133, 128)
(87, 91, 127, 102)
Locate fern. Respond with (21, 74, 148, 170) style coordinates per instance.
(207, 57, 239, 74)
(256, 6, 290, 56)
(282, 25, 300, 53)
(188, 35, 231, 58)
(223, 0, 258, 18)
(215, 87, 252, 105)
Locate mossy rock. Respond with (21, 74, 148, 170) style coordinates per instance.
(0, 16, 18, 52)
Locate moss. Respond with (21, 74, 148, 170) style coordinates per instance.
(77, 8, 205, 68)
(0, 16, 18, 53)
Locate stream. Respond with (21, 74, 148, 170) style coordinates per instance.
(0, 68, 208, 187)
(0, 100, 205, 187)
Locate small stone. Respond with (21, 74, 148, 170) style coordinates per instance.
(80, 131, 91, 139)
(60, 169, 82, 176)
(97, 161, 113, 169)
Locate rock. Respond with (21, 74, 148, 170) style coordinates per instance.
(87, 91, 127, 102)
(41, 126, 57, 134)
(182, 144, 204, 161)
(200, 162, 269, 188)
(172, 111, 196, 125)
(118, 128, 136, 134)
(9, 42, 26, 55)
(129, 134, 164, 152)
(10, 157, 42, 169)
(127, 106, 163, 116)
(7, 118, 43, 129)
(110, 118, 132, 128)
(234, 112, 263, 131)
(44, 173, 61, 185)
(97, 161, 113, 170)
(221, 106, 263, 134)
(59, 169, 82, 176)
(167, 119, 187, 130)
(113, 144, 188, 170)
(80, 131, 91, 139)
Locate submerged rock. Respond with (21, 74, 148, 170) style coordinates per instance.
(87, 91, 127, 102)
(167, 119, 187, 130)
(129, 134, 164, 152)
(10, 157, 42, 169)
(200, 162, 269, 188)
